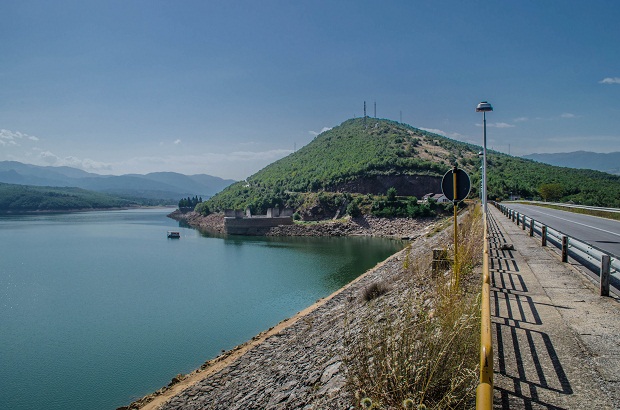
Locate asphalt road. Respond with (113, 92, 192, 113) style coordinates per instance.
(504, 203, 620, 258)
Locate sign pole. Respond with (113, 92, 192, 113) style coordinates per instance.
(453, 165, 459, 289)
(441, 166, 470, 291)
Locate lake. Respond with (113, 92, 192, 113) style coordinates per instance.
(0, 208, 404, 410)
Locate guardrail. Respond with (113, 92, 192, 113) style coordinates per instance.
(495, 202, 620, 297)
(508, 200, 620, 214)
(476, 213, 493, 409)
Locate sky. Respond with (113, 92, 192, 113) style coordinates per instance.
(1, 1, 619, 180)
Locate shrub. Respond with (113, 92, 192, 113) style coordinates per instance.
(362, 282, 389, 302)
(386, 187, 397, 202)
(195, 202, 210, 216)
(346, 201, 361, 217)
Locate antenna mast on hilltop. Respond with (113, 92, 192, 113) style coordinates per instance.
(363, 101, 367, 127)
(374, 101, 377, 118)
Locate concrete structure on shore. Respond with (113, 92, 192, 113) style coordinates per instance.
(223, 207, 294, 235)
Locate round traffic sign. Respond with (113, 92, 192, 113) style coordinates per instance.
(441, 168, 471, 202)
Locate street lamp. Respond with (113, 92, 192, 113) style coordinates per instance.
(476, 101, 493, 213)
(478, 151, 484, 201)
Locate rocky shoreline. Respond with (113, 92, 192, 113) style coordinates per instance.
(124, 214, 457, 410)
(168, 210, 435, 240)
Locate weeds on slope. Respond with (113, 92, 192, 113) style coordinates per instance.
(344, 204, 483, 409)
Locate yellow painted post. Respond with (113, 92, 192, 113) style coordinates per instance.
(453, 166, 459, 289)
(477, 213, 493, 409)
(476, 382, 493, 410)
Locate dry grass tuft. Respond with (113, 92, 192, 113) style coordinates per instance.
(344, 204, 483, 409)
(456, 204, 484, 283)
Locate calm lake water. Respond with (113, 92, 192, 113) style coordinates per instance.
(0, 208, 403, 410)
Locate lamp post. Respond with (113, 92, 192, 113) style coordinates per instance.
(476, 101, 493, 213)
(478, 151, 483, 201)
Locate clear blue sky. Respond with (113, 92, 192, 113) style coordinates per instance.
(1, 0, 619, 180)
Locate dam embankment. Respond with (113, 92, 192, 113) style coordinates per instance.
(168, 210, 434, 239)
(125, 216, 460, 410)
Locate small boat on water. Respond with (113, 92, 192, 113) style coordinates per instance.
(167, 231, 181, 239)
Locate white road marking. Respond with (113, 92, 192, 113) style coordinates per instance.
(521, 207, 620, 238)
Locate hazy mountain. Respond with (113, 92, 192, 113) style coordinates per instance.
(0, 161, 236, 201)
(0, 161, 99, 186)
(0, 182, 135, 213)
(522, 151, 620, 175)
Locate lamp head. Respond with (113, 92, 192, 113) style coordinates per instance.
(476, 101, 493, 112)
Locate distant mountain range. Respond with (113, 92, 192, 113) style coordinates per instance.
(0, 161, 236, 202)
(522, 151, 620, 175)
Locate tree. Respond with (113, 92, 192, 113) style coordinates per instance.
(346, 201, 361, 217)
(178, 195, 203, 209)
(386, 187, 397, 202)
(539, 183, 564, 202)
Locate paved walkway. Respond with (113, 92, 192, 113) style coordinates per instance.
(488, 206, 620, 409)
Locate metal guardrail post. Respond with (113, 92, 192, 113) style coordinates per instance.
(516, 212, 520, 226)
(542, 225, 547, 246)
(529, 219, 535, 237)
(562, 236, 568, 262)
(601, 255, 611, 297)
(522, 215, 526, 230)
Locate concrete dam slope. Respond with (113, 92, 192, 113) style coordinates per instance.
(131, 206, 620, 409)
(126, 219, 444, 410)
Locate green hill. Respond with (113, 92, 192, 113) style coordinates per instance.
(486, 155, 620, 206)
(202, 118, 620, 216)
(0, 183, 136, 213)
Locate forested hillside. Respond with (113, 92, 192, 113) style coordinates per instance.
(201, 118, 620, 216)
(487, 155, 620, 206)
(205, 118, 480, 213)
(0, 183, 136, 212)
